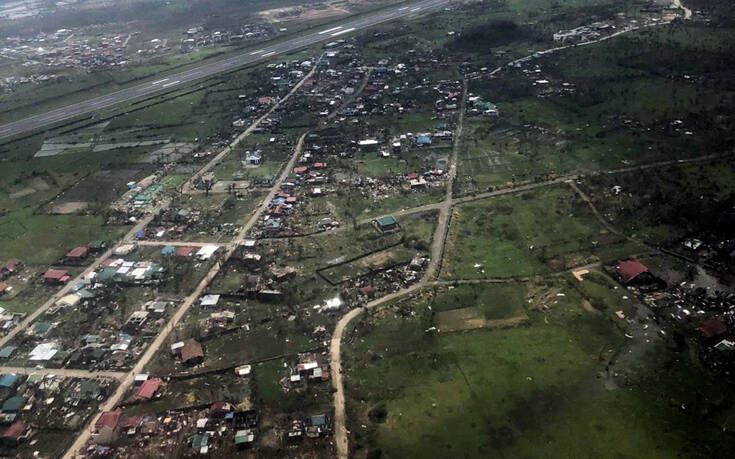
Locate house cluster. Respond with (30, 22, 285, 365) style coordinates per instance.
(143, 205, 236, 240)
(467, 95, 499, 116)
(612, 259, 735, 373)
(180, 23, 271, 52)
(89, 370, 258, 456)
(229, 60, 316, 131)
(0, 373, 115, 455)
(284, 353, 330, 391)
(0, 259, 23, 298)
(15, 296, 175, 371)
(552, 21, 615, 43)
(0, 28, 131, 88)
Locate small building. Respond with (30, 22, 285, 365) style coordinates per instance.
(43, 269, 70, 285)
(416, 135, 432, 146)
(176, 246, 195, 257)
(615, 261, 648, 284)
(235, 429, 255, 449)
(0, 347, 16, 360)
(699, 318, 727, 339)
(94, 408, 123, 446)
(374, 215, 399, 233)
(0, 374, 19, 389)
(200, 294, 221, 307)
(65, 246, 89, 260)
(1, 260, 22, 278)
(358, 139, 379, 151)
(181, 339, 204, 365)
(1, 397, 25, 413)
(0, 422, 28, 448)
(135, 379, 162, 399)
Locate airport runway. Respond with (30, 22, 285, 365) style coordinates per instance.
(0, 0, 452, 141)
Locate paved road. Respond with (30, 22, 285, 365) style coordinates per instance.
(0, 0, 452, 141)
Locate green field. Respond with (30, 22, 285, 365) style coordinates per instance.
(343, 281, 735, 458)
(441, 186, 639, 279)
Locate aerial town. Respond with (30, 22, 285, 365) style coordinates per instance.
(0, 0, 735, 457)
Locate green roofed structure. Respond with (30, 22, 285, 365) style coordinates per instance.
(374, 215, 399, 233)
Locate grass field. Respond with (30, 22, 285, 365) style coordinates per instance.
(441, 186, 639, 279)
(343, 280, 735, 458)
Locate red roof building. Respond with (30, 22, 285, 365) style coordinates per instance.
(616, 260, 648, 284)
(0, 421, 27, 439)
(699, 318, 727, 339)
(1, 260, 20, 275)
(176, 247, 195, 257)
(43, 269, 69, 284)
(181, 339, 204, 364)
(293, 167, 308, 175)
(0, 282, 8, 295)
(95, 409, 123, 431)
(135, 379, 162, 399)
(312, 162, 326, 169)
(100, 258, 118, 268)
(65, 246, 89, 259)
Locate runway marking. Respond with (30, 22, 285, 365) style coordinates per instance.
(332, 27, 355, 37)
(319, 26, 343, 35)
(151, 78, 169, 85)
(162, 80, 180, 88)
(249, 49, 265, 55)
(400, 6, 409, 10)
(410, 7, 422, 12)
(262, 51, 276, 57)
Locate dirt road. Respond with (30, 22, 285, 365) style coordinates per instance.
(181, 66, 316, 195)
(0, 367, 126, 380)
(62, 136, 309, 459)
(330, 78, 468, 459)
(0, 198, 169, 349)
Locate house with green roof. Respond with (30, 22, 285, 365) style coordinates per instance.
(1, 397, 25, 413)
(0, 346, 16, 359)
(374, 215, 399, 233)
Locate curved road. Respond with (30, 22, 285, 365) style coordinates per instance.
(0, 0, 452, 141)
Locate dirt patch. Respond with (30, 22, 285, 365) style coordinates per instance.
(581, 299, 597, 313)
(49, 201, 89, 214)
(526, 283, 562, 311)
(258, 0, 350, 23)
(9, 188, 35, 199)
(436, 306, 528, 332)
(44, 167, 150, 213)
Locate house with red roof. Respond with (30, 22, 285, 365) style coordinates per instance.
(43, 269, 70, 285)
(94, 408, 123, 445)
(95, 408, 123, 431)
(135, 379, 162, 399)
(699, 318, 727, 339)
(0, 282, 9, 296)
(615, 260, 648, 284)
(176, 247, 195, 257)
(1, 260, 21, 279)
(65, 246, 89, 261)
(0, 421, 28, 448)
